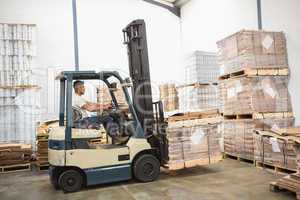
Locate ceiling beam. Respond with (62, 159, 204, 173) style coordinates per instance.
(142, 0, 181, 17)
(174, 0, 191, 7)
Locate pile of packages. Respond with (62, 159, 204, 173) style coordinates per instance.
(36, 120, 59, 167)
(254, 128, 298, 170)
(217, 30, 288, 74)
(0, 143, 32, 166)
(159, 84, 179, 112)
(167, 110, 222, 170)
(218, 30, 293, 161)
(97, 84, 128, 110)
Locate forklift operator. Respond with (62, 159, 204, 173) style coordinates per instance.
(72, 80, 116, 134)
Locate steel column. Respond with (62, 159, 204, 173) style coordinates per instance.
(257, 0, 262, 30)
(72, 0, 79, 70)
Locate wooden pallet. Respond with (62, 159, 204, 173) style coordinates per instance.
(219, 67, 289, 80)
(176, 82, 218, 89)
(0, 163, 31, 174)
(0, 85, 40, 89)
(166, 155, 223, 171)
(36, 136, 49, 140)
(255, 161, 297, 175)
(168, 109, 220, 122)
(270, 180, 300, 199)
(223, 153, 255, 165)
(223, 112, 293, 120)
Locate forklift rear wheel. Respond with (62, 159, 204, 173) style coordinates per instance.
(133, 154, 160, 182)
(58, 169, 83, 193)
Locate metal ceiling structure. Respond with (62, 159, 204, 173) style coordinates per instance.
(142, 0, 191, 17)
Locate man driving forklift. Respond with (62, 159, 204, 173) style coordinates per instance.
(72, 80, 117, 134)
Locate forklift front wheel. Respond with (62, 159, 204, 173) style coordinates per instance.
(133, 154, 160, 182)
(58, 169, 83, 193)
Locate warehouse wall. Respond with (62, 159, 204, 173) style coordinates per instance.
(180, 0, 258, 54)
(181, 0, 300, 124)
(0, 0, 181, 119)
(261, 0, 300, 124)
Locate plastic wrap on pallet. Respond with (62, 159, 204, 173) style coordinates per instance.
(224, 117, 295, 161)
(217, 30, 288, 74)
(222, 76, 292, 115)
(0, 24, 36, 41)
(185, 51, 219, 84)
(0, 88, 41, 149)
(177, 84, 218, 113)
(167, 119, 222, 167)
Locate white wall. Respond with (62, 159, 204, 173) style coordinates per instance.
(261, 0, 300, 124)
(181, 0, 258, 54)
(181, 0, 300, 124)
(0, 0, 181, 82)
(0, 0, 181, 119)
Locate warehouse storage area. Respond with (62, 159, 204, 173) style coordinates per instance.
(1, 0, 300, 199)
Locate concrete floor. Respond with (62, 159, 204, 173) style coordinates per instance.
(0, 159, 296, 200)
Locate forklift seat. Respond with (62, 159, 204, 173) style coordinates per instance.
(72, 106, 83, 123)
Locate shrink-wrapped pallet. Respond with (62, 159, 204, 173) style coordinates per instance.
(217, 30, 288, 74)
(222, 76, 292, 115)
(167, 114, 222, 170)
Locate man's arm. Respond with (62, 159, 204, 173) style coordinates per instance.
(82, 102, 111, 112)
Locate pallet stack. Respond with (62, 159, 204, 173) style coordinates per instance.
(0, 23, 40, 149)
(0, 143, 32, 173)
(218, 30, 294, 161)
(177, 83, 218, 113)
(159, 84, 179, 112)
(97, 84, 128, 110)
(269, 127, 300, 198)
(167, 109, 222, 170)
(185, 51, 219, 84)
(176, 51, 219, 113)
(36, 120, 59, 169)
(254, 129, 298, 173)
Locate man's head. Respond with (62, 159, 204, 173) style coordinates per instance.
(73, 80, 85, 95)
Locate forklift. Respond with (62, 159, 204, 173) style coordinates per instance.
(48, 20, 168, 192)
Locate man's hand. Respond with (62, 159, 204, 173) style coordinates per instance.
(102, 103, 112, 110)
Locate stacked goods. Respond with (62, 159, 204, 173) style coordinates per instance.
(269, 127, 300, 198)
(222, 76, 292, 115)
(270, 174, 300, 199)
(254, 130, 297, 171)
(0, 143, 32, 172)
(180, 51, 219, 113)
(177, 83, 218, 112)
(36, 120, 59, 167)
(0, 23, 36, 86)
(0, 23, 40, 148)
(224, 116, 295, 161)
(217, 30, 288, 74)
(159, 84, 178, 112)
(218, 30, 293, 161)
(97, 84, 128, 110)
(167, 110, 222, 170)
(185, 51, 219, 84)
(218, 80, 226, 113)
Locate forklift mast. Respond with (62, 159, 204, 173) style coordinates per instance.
(123, 20, 155, 136)
(123, 20, 168, 164)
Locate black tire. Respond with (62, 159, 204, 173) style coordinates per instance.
(133, 154, 160, 182)
(58, 169, 83, 193)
